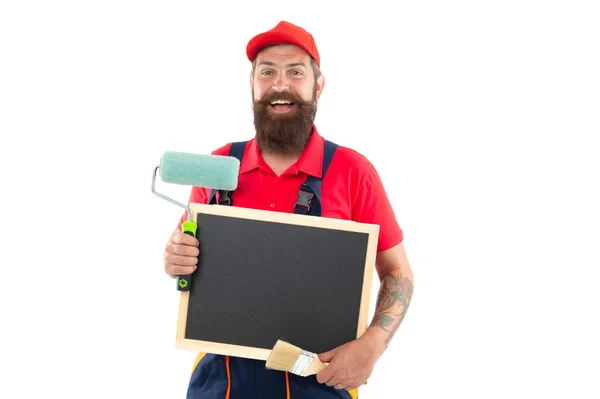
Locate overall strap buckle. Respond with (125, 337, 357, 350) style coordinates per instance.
(293, 140, 338, 216)
(295, 185, 315, 213)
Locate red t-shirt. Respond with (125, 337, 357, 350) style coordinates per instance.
(178, 126, 403, 252)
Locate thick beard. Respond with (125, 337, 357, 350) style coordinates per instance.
(253, 89, 317, 154)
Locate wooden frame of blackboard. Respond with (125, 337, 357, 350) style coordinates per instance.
(174, 202, 380, 361)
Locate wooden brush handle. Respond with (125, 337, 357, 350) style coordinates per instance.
(304, 356, 328, 376)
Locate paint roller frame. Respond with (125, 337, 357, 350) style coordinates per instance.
(152, 150, 241, 291)
(152, 164, 198, 291)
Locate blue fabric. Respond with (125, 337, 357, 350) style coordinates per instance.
(187, 354, 228, 399)
(188, 355, 352, 399)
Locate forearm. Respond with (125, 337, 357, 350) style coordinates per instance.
(366, 269, 414, 349)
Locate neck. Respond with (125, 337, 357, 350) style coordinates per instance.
(259, 146, 303, 177)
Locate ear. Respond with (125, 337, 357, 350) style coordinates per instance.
(315, 74, 325, 101)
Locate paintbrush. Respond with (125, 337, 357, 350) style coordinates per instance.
(265, 339, 328, 377)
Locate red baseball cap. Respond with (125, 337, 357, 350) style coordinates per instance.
(246, 21, 320, 67)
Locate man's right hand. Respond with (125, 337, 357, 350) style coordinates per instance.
(164, 228, 200, 278)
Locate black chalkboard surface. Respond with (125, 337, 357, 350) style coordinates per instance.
(175, 203, 379, 361)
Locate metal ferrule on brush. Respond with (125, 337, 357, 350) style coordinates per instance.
(290, 350, 315, 377)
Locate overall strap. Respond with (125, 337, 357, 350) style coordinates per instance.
(294, 140, 339, 216)
(208, 141, 248, 205)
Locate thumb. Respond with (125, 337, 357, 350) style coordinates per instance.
(318, 348, 337, 363)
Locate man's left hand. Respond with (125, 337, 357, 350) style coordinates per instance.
(315, 330, 385, 391)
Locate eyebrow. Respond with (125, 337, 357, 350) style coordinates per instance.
(258, 61, 308, 68)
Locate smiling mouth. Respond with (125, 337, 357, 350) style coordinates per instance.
(269, 100, 295, 113)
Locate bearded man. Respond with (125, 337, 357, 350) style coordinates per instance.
(164, 21, 415, 399)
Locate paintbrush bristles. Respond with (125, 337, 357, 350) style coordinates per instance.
(266, 339, 327, 377)
(265, 340, 303, 372)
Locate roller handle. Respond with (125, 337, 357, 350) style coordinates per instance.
(177, 221, 198, 291)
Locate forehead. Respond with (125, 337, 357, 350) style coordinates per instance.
(255, 44, 311, 66)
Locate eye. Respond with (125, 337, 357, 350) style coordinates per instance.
(290, 70, 303, 76)
(261, 70, 274, 76)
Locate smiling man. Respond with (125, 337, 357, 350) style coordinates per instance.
(164, 21, 415, 399)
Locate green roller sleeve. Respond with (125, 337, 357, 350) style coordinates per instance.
(160, 151, 240, 190)
(177, 221, 198, 292)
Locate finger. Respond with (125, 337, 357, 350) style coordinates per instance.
(318, 348, 337, 363)
(166, 264, 197, 277)
(334, 383, 349, 390)
(165, 254, 199, 266)
(316, 366, 335, 384)
(169, 244, 200, 257)
(319, 368, 340, 387)
(325, 375, 341, 387)
(171, 232, 199, 247)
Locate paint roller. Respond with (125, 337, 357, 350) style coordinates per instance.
(152, 150, 241, 291)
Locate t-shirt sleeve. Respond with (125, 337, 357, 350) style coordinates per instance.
(351, 159, 404, 252)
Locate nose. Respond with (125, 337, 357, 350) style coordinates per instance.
(272, 74, 289, 92)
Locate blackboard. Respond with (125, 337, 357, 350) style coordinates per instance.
(175, 203, 379, 360)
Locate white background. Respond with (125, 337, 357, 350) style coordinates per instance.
(1, 1, 599, 398)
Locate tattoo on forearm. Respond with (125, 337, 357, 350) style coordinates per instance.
(370, 273, 414, 346)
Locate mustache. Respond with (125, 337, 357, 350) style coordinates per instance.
(255, 90, 307, 105)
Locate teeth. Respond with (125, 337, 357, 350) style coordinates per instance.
(270, 100, 292, 105)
